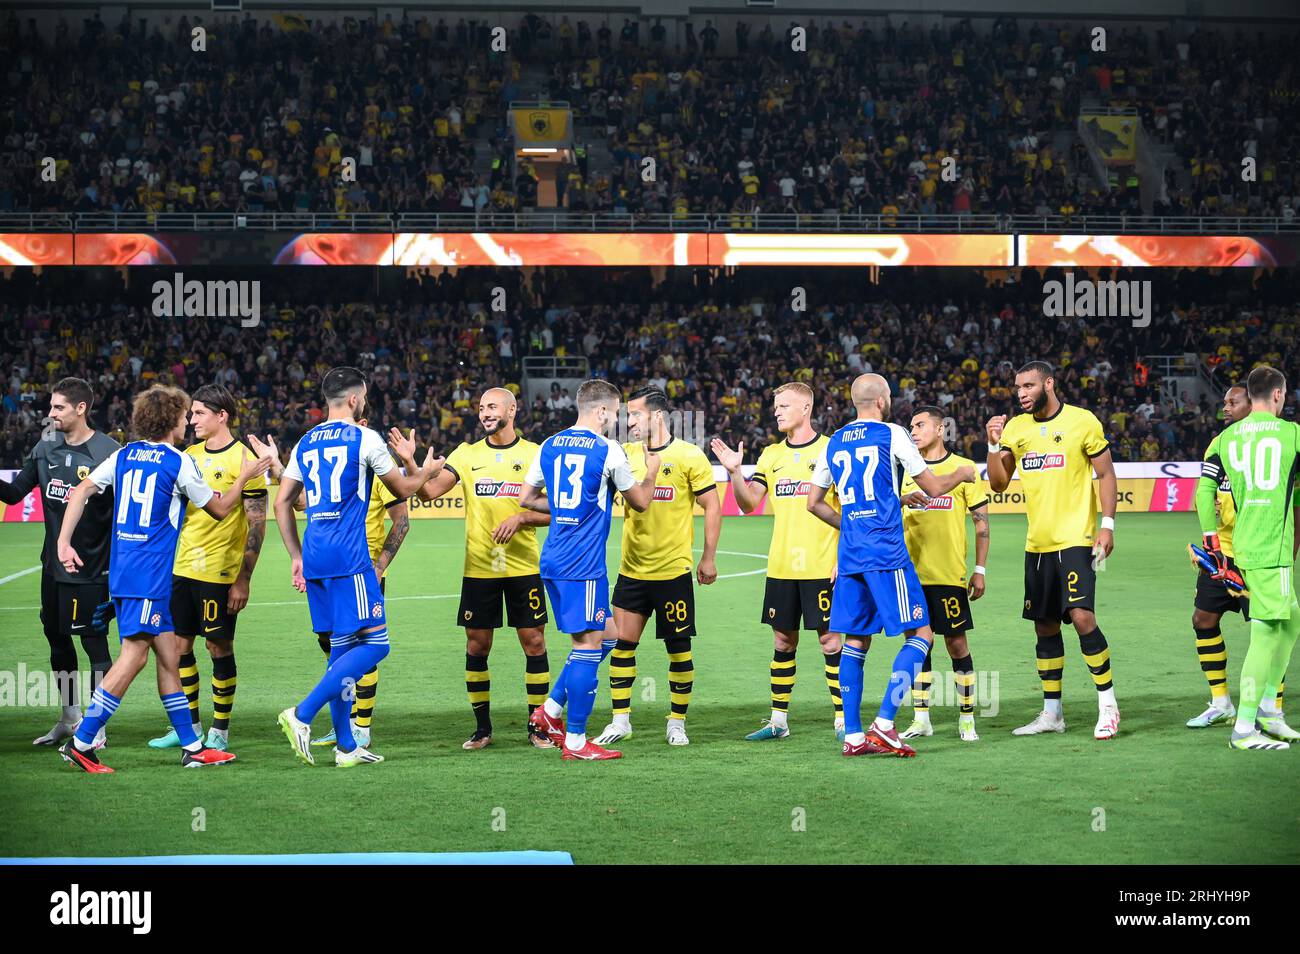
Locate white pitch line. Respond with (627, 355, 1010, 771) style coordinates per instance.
(0, 565, 41, 586)
(0, 551, 771, 608)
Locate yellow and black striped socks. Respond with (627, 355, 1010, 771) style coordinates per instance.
(466, 653, 491, 732)
(353, 668, 378, 729)
(1194, 625, 1229, 701)
(952, 653, 976, 713)
(1079, 628, 1114, 694)
(610, 639, 638, 719)
(210, 654, 236, 733)
(770, 649, 796, 716)
(666, 637, 694, 722)
(911, 649, 933, 711)
(179, 650, 201, 730)
(823, 650, 843, 719)
(525, 651, 550, 716)
(1036, 632, 1065, 711)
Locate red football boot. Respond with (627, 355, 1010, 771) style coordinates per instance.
(865, 722, 917, 758)
(60, 740, 113, 774)
(529, 706, 565, 747)
(181, 746, 237, 768)
(561, 740, 622, 761)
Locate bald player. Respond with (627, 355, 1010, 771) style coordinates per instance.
(808, 374, 976, 757)
(418, 388, 554, 750)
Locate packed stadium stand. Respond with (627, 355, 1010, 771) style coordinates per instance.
(3, 10, 1297, 220)
(4, 266, 1298, 468)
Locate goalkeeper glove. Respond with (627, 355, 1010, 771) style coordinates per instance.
(90, 599, 115, 638)
(1189, 535, 1248, 595)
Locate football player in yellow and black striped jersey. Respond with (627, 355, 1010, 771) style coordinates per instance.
(417, 387, 553, 750)
(1186, 385, 1286, 728)
(712, 381, 844, 742)
(898, 407, 990, 743)
(986, 361, 1121, 740)
(591, 386, 720, 748)
(149, 385, 268, 752)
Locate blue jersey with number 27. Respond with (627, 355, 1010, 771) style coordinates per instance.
(811, 419, 927, 574)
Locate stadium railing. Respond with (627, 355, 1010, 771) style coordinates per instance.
(5, 212, 1298, 234)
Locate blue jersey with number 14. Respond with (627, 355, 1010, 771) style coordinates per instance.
(525, 426, 636, 580)
(88, 441, 215, 599)
(811, 419, 927, 574)
(283, 421, 394, 580)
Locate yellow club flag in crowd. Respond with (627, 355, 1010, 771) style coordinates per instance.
(273, 13, 310, 33)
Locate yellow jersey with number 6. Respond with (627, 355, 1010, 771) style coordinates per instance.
(751, 435, 839, 580)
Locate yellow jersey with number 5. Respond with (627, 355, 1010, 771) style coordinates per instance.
(751, 435, 839, 580)
(445, 435, 542, 578)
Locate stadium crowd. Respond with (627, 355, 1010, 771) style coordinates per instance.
(4, 10, 1296, 219)
(3, 268, 1297, 469)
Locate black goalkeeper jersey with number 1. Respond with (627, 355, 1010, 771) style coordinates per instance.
(0, 431, 120, 584)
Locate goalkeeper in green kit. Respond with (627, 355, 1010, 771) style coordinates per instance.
(1196, 366, 1300, 751)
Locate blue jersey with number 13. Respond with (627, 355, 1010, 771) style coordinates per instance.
(525, 426, 636, 580)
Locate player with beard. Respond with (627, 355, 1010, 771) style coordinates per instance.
(416, 388, 554, 749)
(986, 361, 1121, 740)
(0, 378, 119, 748)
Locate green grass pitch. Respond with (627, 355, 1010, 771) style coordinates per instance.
(0, 513, 1296, 864)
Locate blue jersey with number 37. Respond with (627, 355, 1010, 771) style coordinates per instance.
(811, 419, 927, 574)
(283, 421, 394, 580)
(525, 426, 636, 580)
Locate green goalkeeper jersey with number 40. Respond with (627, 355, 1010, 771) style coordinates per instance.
(1198, 412, 1300, 570)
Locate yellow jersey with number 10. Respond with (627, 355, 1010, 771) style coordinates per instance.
(1000, 403, 1108, 553)
(751, 435, 839, 580)
(620, 438, 716, 581)
(366, 476, 402, 577)
(445, 435, 542, 579)
(173, 439, 268, 584)
(901, 452, 987, 587)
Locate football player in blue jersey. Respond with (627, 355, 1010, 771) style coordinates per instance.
(519, 379, 660, 760)
(264, 367, 440, 768)
(54, 385, 271, 773)
(807, 374, 976, 758)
